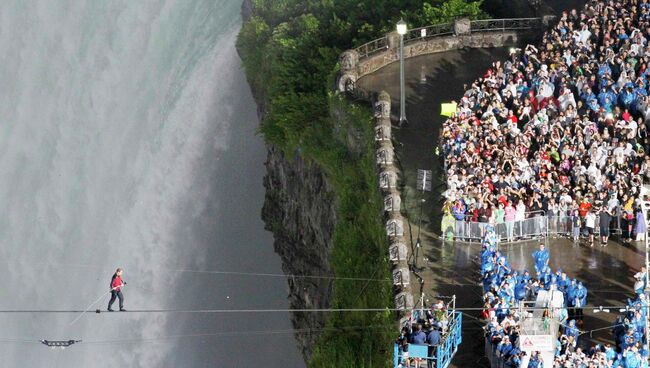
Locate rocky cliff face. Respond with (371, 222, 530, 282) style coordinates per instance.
(261, 145, 336, 361)
(240, 0, 337, 361)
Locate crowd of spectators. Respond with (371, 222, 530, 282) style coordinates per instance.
(440, 0, 650, 245)
(480, 226, 589, 367)
(401, 0, 650, 364)
(548, 273, 648, 367)
(478, 225, 650, 367)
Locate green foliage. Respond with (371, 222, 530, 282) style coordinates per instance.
(236, 16, 271, 93)
(305, 96, 394, 367)
(237, 0, 489, 366)
(421, 0, 487, 24)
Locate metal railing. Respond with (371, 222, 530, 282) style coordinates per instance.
(354, 18, 544, 61)
(444, 213, 624, 243)
(448, 217, 548, 243)
(470, 17, 542, 32)
(355, 37, 389, 60)
(393, 312, 463, 368)
(403, 23, 454, 43)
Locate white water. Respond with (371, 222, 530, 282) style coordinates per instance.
(0, 1, 303, 367)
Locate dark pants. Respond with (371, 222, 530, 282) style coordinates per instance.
(108, 290, 124, 310)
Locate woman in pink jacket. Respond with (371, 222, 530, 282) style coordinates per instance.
(504, 202, 517, 242)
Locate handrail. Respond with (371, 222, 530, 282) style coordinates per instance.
(354, 17, 544, 61)
(403, 22, 454, 42)
(452, 209, 546, 220)
(393, 312, 463, 368)
(355, 37, 389, 60)
(470, 17, 542, 32)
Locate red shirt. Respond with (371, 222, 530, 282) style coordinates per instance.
(111, 275, 123, 291)
(622, 111, 632, 122)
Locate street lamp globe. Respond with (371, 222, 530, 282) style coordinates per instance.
(396, 19, 407, 35)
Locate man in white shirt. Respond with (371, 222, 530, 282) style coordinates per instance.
(585, 209, 596, 246)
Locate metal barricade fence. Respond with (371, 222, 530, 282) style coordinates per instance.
(449, 214, 622, 243)
(452, 217, 548, 243)
(547, 215, 573, 235)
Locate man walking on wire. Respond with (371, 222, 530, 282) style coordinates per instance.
(108, 268, 127, 312)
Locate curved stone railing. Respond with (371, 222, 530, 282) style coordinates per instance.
(338, 16, 553, 93)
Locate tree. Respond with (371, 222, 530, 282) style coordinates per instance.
(422, 0, 486, 24)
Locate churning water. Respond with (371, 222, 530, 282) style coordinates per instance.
(0, 1, 302, 367)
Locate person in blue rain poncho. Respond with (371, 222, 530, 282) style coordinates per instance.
(587, 95, 600, 112)
(623, 347, 641, 368)
(599, 87, 617, 108)
(630, 310, 646, 340)
(518, 270, 531, 284)
(574, 282, 587, 324)
(496, 257, 511, 279)
(565, 319, 580, 346)
(620, 328, 640, 351)
(605, 344, 617, 362)
(531, 243, 549, 276)
(527, 350, 544, 368)
(565, 279, 577, 318)
(557, 271, 569, 293)
(598, 61, 612, 77)
(619, 83, 636, 109)
(538, 266, 551, 290)
(633, 81, 648, 113)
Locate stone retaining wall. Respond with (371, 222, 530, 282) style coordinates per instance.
(374, 91, 414, 319)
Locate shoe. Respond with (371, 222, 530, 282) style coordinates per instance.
(120, 308, 127, 312)
(108, 308, 114, 312)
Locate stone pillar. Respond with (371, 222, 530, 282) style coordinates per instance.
(454, 18, 471, 36)
(384, 193, 401, 213)
(339, 49, 359, 74)
(379, 170, 397, 191)
(387, 31, 401, 52)
(389, 241, 408, 262)
(375, 91, 391, 119)
(374, 123, 391, 142)
(337, 49, 360, 93)
(393, 268, 411, 287)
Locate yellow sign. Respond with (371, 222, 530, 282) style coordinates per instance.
(440, 102, 457, 117)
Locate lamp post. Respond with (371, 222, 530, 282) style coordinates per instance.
(396, 19, 408, 126)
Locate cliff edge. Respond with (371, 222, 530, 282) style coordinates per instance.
(239, 0, 337, 361)
(261, 146, 336, 360)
